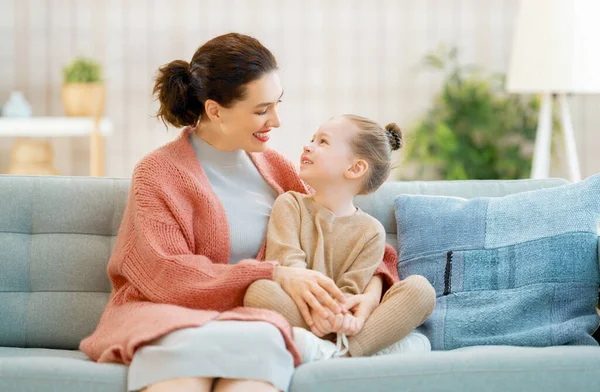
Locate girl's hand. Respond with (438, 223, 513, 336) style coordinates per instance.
(311, 310, 362, 337)
(330, 312, 362, 337)
(274, 266, 346, 327)
(342, 293, 380, 332)
(310, 309, 335, 338)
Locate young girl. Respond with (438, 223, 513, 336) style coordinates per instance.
(245, 114, 436, 363)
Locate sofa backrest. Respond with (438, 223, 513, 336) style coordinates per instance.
(354, 178, 570, 250)
(0, 176, 129, 350)
(0, 175, 570, 350)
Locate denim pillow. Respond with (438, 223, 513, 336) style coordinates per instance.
(394, 174, 600, 350)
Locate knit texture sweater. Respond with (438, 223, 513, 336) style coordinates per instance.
(79, 127, 399, 367)
(266, 191, 386, 296)
(189, 132, 278, 264)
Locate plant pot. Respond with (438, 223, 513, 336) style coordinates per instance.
(62, 83, 105, 117)
(6, 138, 59, 175)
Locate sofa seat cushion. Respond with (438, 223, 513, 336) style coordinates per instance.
(290, 345, 600, 392)
(0, 347, 126, 392)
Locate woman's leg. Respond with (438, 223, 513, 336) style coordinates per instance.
(213, 379, 279, 392)
(348, 275, 436, 357)
(142, 377, 213, 392)
(245, 279, 309, 329)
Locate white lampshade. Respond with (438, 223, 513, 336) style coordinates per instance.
(507, 0, 600, 94)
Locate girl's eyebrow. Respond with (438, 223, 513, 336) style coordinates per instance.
(311, 131, 331, 140)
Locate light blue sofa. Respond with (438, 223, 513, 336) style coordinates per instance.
(1, 175, 599, 392)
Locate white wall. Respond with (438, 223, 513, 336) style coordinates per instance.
(1, 0, 599, 179)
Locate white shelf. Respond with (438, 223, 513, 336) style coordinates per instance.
(0, 117, 113, 137)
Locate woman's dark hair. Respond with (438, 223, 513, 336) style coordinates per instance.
(153, 33, 278, 128)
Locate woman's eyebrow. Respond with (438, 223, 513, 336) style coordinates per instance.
(255, 90, 284, 108)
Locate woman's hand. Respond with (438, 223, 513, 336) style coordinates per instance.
(309, 309, 335, 337)
(274, 265, 345, 327)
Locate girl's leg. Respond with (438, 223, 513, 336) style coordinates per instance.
(348, 275, 436, 357)
(244, 279, 309, 329)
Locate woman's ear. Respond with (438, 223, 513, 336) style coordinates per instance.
(345, 159, 369, 180)
(204, 99, 222, 122)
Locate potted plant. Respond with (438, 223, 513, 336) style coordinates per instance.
(62, 57, 104, 117)
(404, 47, 545, 180)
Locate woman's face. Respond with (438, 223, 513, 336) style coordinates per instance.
(216, 71, 283, 153)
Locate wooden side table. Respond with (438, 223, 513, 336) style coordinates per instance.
(0, 117, 113, 176)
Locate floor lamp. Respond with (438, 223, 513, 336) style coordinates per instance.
(506, 0, 600, 182)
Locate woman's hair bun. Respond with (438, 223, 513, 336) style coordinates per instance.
(153, 59, 203, 128)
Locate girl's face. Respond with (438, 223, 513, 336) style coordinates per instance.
(208, 71, 283, 153)
(299, 116, 360, 190)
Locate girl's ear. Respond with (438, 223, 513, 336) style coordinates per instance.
(345, 159, 369, 180)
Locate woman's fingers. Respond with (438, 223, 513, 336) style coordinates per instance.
(317, 276, 346, 304)
(312, 312, 330, 337)
(293, 293, 314, 327)
(311, 323, 325, 338)
(302, 290, 331, 319)
(319, 318, 331, 336)
(310, 283, 343, 315)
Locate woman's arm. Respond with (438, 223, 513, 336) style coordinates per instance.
(113, 161, 277, 311)
(123, 211, 276, 311)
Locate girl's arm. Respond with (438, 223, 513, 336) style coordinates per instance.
(265, 192, 307, 268)
(336, 229, 386, 296)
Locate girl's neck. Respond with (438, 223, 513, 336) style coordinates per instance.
(311, 186, 357, 217)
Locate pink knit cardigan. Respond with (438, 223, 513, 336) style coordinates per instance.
(79, 127, 399, 367)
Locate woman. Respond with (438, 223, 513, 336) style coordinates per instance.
(80, 33, 399, 392)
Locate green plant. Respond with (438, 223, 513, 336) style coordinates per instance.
(63, 57, 102, 84)
(405, 46, 542, 180)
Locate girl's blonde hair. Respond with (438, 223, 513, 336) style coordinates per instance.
(343, 114, 403, 195)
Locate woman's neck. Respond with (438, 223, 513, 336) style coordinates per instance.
(195, 121, 234, 152)
(311, 186, 357, 217)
